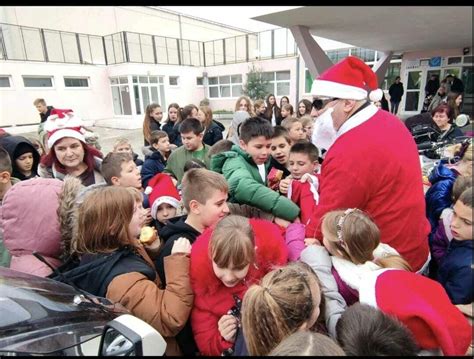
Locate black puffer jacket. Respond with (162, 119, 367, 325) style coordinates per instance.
(0, 135, 40, 180)
(203, 121, 224, 146)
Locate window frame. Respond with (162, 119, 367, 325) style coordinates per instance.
(22, 75, 55, 89)
(0, 75, 13, 90)
(63, 76, 90, 89)
(262, 70, 290, 97)
(207, 74, 243, 99)
(169, 76, 180, 87)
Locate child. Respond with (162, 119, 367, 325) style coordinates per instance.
(113, 137, 143, 168)
(279, 142, 320, 225)
(280, 103, 294, 121)
(144, 173, 182, 231)
(430, 175, 472, 273)
(140, 130, 170, 188)
(208, 139, 234, 159)
(163, 118, 211, 184)
(190, 215, 288, 355)
(0, 135, 40, 181)
(300, 115, 314, 141)
(336, 303, 419, 356)
(142, 103, 163, 146)
(0, 147, 20, 267)
(26, 136, 46, 157)
(281, 117, 306, 144)
(253, 99, 266, 118)
(241, 261, 324, 356)
(210, 117, 299, 222)
(50, 186, 193, 356)
(437, 187, 473, 304)
(197, 106, 224, 147)
(317, 208, 411, 306)
(268, 126, 291, 191)
(269, 331, 345, 356)
(101, 152, 142, 190)
(161, 103, 181, 148)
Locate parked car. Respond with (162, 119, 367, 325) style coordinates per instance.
(0, 267, 166, 356)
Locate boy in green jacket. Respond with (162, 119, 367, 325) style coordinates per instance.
(211, 117, 300, 222)
(163, 118, 211, 184)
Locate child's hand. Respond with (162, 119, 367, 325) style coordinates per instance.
(218, 314, 239, 343)
(279, 178, 292, 195)
(304, 237, 320, 246)
(171, 237, 192, 255)
(142, 208, 153, 226)
(274, 217, 291, 228)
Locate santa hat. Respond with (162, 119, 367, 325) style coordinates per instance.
(144, 173, 181, 219)
(44, 109, 86, 148)
(359, 269, 472, 356)
(311, 56, 383, 102)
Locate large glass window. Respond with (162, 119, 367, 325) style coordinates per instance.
(262, 71, 290, 96)
(131, 75, 165, 115)
(208, 74, 243, 98)
(109, 76, 131, 115)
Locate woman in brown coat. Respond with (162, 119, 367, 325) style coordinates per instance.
(53, 186, 193, 355)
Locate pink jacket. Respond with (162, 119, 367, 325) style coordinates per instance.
(2, 178, 63, 276)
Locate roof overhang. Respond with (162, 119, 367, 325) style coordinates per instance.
(253, 6, 472, 53)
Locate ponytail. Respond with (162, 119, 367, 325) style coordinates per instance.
(376, 255, 412, 271)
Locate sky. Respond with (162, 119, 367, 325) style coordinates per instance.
(158, 6, 353, 50)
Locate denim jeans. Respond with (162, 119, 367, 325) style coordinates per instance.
(390, 100, 400, 114)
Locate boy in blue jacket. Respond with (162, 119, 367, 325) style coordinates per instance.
(437, 187, 473, 304)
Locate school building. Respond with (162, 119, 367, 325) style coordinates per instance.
(0, 6, 472, 129)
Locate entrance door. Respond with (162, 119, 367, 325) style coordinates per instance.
(404, 70, 422, 112)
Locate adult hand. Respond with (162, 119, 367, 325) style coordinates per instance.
(171, 237, 192, 255)
(218, 314, 238, 343)
(279, 178, 292, 195)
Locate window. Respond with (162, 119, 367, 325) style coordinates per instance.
(305, 69, 313, 94)
(326, 49, 350, 64)
(131, 75, 165, 115)
(0, 76, 11, 88)
(23, 76, 53, 88)
(447, 57, 462, 65)
(109, 76, 132, 116)
(64, 77, 89, 88)
(196, 77, 204, 86)
(208, 74, 243, 98)
(262, 71, 290, 96)
(169, 76, 179, 86)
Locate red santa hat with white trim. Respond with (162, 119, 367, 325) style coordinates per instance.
(144, 173, 181, 220)
(44, 109, 86, 148)
(311, 56, 383, 102)
(359, 269, 471, 356)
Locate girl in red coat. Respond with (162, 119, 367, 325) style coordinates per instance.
(189, 215, 288, 355)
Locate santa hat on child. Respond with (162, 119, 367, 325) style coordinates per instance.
(44, 109, 86, 148)
(311, 56, 383, 102)
(144, 173, 181, 219)
(359, 269, 472, 356)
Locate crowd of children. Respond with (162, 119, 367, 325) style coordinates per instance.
(0, 55, 472, 356)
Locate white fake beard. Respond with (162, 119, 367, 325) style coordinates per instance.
(311, 107, 337, 156)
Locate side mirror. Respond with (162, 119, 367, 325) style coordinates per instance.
(455, 114, 470, 128)
(99, 314, 167, 356)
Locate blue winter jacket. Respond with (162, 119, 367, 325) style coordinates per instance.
(437, 239, 473, 304)
(140, 150, 167, 188)
(425, 162, 458, 231)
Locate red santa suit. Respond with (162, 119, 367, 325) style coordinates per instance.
(306, 56, 430, 272)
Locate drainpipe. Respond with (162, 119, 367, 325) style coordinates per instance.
(295, 55, 300, 103)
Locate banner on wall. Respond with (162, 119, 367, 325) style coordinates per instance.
(405, 59, 420, 69)
(429, 57, 442, 67)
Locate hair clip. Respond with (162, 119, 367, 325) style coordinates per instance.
(336, 208, 358, 246)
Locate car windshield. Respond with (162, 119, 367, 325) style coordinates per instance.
(0, 268, 121, 354)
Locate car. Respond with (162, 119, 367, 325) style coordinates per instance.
(0, 267, 166, 356)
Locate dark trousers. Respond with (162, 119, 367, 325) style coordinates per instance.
(390, 100, 400, 114)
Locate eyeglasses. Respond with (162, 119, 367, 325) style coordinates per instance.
(313, 97, 339, 109)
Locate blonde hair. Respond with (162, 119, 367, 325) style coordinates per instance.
(281, 117, 301, 131)
(199, 105, 213, 129)
(269, 331, 345, 356)
(234, 95, 254, 116)
(242, 262, 322, 356)
(181, 168, 228, 212)
(76, 186, 136, 254)
(322, 209, 411, 271)
(299, 115, 313, 128)
(126, 187, 143, 203)
(33, 98, 46, 106)
(254, 99, 265, 111)
(113, 137, 131, 151)
(209, 215, 255, 269)
(281, 104, 294, 116)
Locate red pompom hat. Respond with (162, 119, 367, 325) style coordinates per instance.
(359, 269, 472, 356)
(44, 109, 86, 148)
(144, 173, 181, 220)
(311, 56, 383, 102)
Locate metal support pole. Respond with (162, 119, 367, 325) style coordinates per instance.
(76, 33, 83, 64)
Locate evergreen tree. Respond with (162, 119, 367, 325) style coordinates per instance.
(243, 64, 269, 101)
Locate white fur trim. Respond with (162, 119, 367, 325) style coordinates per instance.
(48, 129, 86, 148)
(151, 196, 180, 219)
(336, 103, 378, 139)
(331, 257, 381, 291)
(373, 243, 400, 258)
(286, 179, 292, 200)
(144, 186, 153, 195)
(369, 88, 383, 102)
(307, 175, 320, 205)
(311, 79, 368, 100)
(440, 208, 454, 242)
(358, 268, 393, 308)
